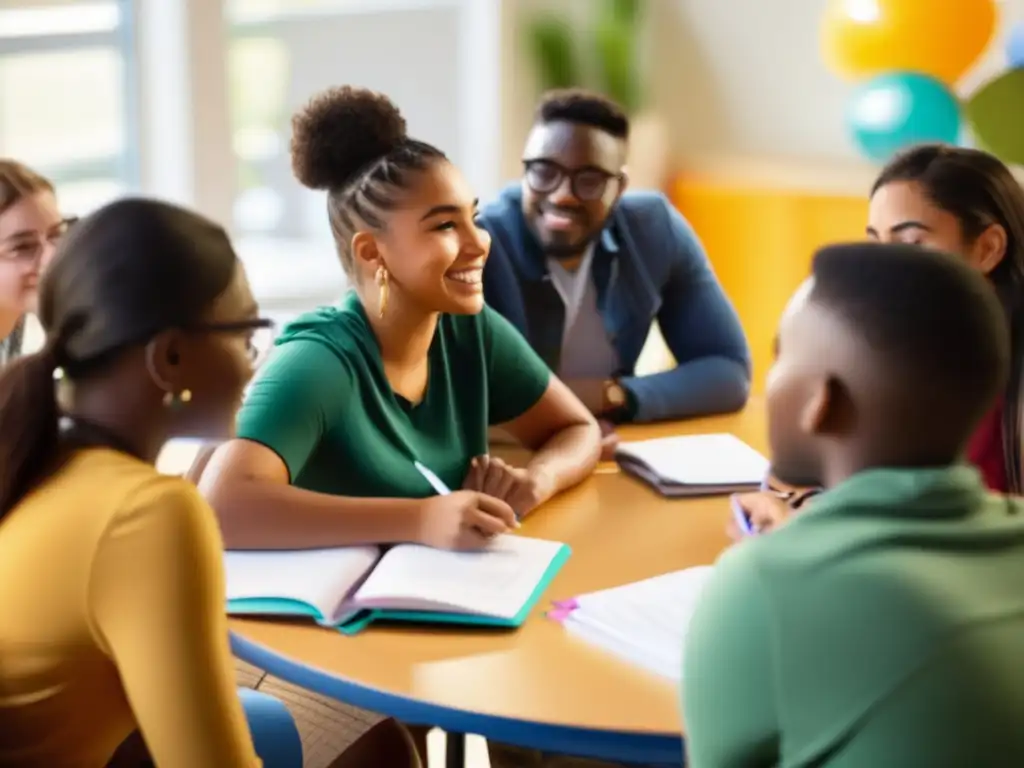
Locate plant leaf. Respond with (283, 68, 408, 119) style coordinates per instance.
(593, 18, 641, 111)
(608, 0, 641, 26)
(525, 16, 581, 91)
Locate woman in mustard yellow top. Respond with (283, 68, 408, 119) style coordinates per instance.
(0, 199, 417, 767)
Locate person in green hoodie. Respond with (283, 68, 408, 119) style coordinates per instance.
(200, 85, 600, 551)
(682, 242, 1024, 767)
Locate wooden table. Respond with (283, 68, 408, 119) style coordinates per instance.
(230, 405, 768, 766)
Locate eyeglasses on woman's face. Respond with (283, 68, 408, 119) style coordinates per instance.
(0, 216, 78, 268)
(186, 317, 277, 365)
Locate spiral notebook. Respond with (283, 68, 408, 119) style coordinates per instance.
(548, 567, 713, 681)
(225, 534, 570, 635)
(615, 433, 768, 497)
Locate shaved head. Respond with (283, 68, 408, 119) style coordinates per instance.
(766, 242, 1009, 488)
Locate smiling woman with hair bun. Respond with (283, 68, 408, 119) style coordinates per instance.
(199, 85, 603, 764)
(201, 84, 600, 549)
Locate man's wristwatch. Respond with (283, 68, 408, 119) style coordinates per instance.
(602, 379, 633, 421)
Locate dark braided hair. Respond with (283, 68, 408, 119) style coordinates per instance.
(290, 86, 447, 277)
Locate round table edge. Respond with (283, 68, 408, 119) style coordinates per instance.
(230, 631, 684, 764)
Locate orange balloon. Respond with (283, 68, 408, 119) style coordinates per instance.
(821, 0, 997, 85)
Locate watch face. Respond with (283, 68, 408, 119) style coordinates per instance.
(606, 383, 625, 407)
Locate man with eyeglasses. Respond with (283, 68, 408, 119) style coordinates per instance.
(480, 89, 751, 447)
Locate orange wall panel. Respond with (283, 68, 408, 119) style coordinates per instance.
(671, 178, 868, 392)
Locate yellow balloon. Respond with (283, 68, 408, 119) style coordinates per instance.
(821, 0, 997, 85)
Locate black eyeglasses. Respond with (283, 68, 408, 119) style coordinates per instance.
(187, 318, 277, 363)
(523, 159, 623, 202)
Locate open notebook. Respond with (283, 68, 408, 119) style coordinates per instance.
(548, 567, 713, 681)
(225, 534, 570, 635)
(615, 433, 768, 497)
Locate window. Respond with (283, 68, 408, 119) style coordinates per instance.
(228, 35, 290, 237)
(0, 1, 137, 217)
(227, 0, 441, 24)
(223, 0, 493, 318)
(224, 0, 430, 314)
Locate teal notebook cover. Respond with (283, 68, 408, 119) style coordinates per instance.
(228, 543, 571, 636)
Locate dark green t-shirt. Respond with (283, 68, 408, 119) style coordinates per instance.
(682, 466, 1024, 767)
(236, 292, 551, 498)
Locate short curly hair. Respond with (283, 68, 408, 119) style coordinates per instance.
(810, 241, 1009, 444)
(290, 85, 447, 276)
(535, 89, 629, 140)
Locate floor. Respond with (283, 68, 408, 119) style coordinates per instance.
(236, 659, 492, 768)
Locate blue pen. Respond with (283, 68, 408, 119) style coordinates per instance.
(730, 476, 771, 537)
(730, 494, 756, 536)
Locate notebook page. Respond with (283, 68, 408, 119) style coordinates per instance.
(353, 535, 564, 619)
(617, 433, 768, 485)
(225, 547, 380, 623)
(564, 567, 713, 680)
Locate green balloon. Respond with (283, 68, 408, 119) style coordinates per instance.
(965, 69, 1024, 166)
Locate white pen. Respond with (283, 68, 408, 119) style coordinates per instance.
(414, 460, 451, 496)
(414, 460, 517, 535)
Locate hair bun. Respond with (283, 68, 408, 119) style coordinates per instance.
(290, 86, 407, 191)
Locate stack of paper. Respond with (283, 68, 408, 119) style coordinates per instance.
(548, 567, 713, 681)
(615, 433, 768, 497)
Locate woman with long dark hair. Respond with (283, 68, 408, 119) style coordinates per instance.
(867, 144, 1024, 493)
(0, 198, 417, 767)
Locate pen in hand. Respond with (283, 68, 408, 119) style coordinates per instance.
(730, 494, 756, 537)
(730, 476, 771, 537)
(415, 460, 452, 497)
(730, 476, 821, 540)
(415, 461, 515, 541)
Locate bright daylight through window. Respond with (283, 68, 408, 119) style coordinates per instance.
(0, 1, 136, 217)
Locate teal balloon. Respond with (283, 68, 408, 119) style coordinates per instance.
(846, 72, 962, 163)
(965, 69, 1024, 166)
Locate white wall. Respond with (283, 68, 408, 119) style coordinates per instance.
(144, 0, 1024, 225)
(119, 0, 1024, 312)
(656, 0, 1024, 180)
(500, 0, 1024, 191)
(128, 0, 506, 313)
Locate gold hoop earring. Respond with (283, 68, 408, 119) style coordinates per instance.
(162, 389, 193, 409)
(376, 266, 389, 319)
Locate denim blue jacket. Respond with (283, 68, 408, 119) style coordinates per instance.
(479, 184, 751, 423)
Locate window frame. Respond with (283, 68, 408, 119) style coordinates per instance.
(0, 0, 141, 194)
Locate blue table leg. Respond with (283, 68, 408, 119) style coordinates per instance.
(238, 687, 304, 768)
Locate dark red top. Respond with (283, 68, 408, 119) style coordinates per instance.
(965, 396, 1009, 493)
